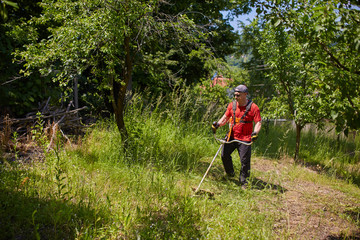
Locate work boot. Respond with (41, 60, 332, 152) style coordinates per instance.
(241, 183, 248, 190)
(227, 172, 235, 178)
(222, 172, 235, 181)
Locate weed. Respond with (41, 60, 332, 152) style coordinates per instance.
(0, 115, 13, 150)
(12, 131, 19, 160)
(53, 136, 71, 201)
(32, 210, 40, 240)
(31, 112, 48, 150)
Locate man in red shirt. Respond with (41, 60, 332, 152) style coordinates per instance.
(212, 85, 262, 188)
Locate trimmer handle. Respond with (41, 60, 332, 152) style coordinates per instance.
(211, 121, 219, 133)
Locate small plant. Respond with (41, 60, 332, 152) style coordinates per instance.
(32, 210, 40, 240)
(0, 114, 12, 150)
(8, 131, 22, 191)
(12, 131, 19, 161)
(53, 134, 71, 201)
(277, 128, 291, 159)
(31, 112, 48, 150)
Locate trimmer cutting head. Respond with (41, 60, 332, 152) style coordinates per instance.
(191, 187, 215, 198)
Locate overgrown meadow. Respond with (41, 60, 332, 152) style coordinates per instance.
(1, 89, 359, 239)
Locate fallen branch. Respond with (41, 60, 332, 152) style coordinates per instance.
(46, 102, 78, 151)
(1, 106, 87, 125)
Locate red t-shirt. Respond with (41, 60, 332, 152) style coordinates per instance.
(225, 101, 261, 141)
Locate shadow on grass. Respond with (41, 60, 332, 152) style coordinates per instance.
(301, 160, 360, 188)
(193, 160, 287, 195)
(344, 207, 360, 227)
(216, 177, 287, 194)
(0, 169, 105, 240)
(325, 230, 360, 240)
(135, 197, 202, 239)
(0, 188, 104, 240)
(250, 178, 287, 193)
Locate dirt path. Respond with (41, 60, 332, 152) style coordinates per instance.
(253, 158, 360, 239)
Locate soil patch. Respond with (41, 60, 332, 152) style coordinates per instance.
(253, 158, 360, 239)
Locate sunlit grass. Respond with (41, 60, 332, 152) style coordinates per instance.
(1, 89, 359, 239)
(252, 122, 360, 186)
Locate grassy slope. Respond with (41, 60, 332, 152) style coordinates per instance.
(1, 94, 360, 239)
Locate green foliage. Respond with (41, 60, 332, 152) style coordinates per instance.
(0, 0, 18, 22)
(257, 0, 360, 132)
(15, 0, 230, 137)
(16, 0, 216, 87)
(195, 83, 231, 107)
(0, 0, 59, 116)
(257, 22, 337, 160)
(189, 55, 252, 107)
(234, 19, 274, 101)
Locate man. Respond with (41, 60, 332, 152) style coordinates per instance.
(212, 84, 261, 188)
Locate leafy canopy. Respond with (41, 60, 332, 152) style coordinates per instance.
(254, 0, 360, 133)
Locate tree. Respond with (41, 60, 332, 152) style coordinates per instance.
(235, 0, 360, 160)
(259, 24, 333, 161)
(131, 0, 244, 93)
(17, 0, 208, 141)
(234, 19, 273, 102)
(257, 0, 360, 134)
(0, 0, 54, 116)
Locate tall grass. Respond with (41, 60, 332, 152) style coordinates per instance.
(253, 121, 360, 185)
(1, 88, 359, 239)
(121, 89, 225, 170)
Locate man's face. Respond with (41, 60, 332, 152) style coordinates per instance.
(234, 92, 247, 102)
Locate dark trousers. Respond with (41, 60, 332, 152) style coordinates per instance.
(221, 140, 252, 184)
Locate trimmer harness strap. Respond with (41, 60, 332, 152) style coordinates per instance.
(231, 100, 253, 126)
(227, 100, 253, 141)
(239, 100, 253, 123)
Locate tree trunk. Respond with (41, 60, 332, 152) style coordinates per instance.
(74, 75, 79, 119)
(294, 123, 303, 163)
(112, 77, 128, 141)
(111, 36, 133, 142)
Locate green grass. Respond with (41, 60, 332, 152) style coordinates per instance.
(252, 121, 360, 185)
(1, 90, 359, 239)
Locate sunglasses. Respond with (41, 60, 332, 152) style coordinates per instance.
(234, 94, 242, 97)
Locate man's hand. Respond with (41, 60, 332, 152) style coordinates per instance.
(212, 121, 220, 133)
(251, 132, 258, 142)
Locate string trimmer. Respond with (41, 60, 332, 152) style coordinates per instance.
(193, 132, 252, 195)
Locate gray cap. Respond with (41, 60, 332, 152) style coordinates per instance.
(234, 84, 248, 93)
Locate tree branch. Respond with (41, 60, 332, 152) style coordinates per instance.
(315, 38, 360, 75)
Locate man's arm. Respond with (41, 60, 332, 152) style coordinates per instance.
(253, 121, 262, 134)
(217, 114, 230, 127)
